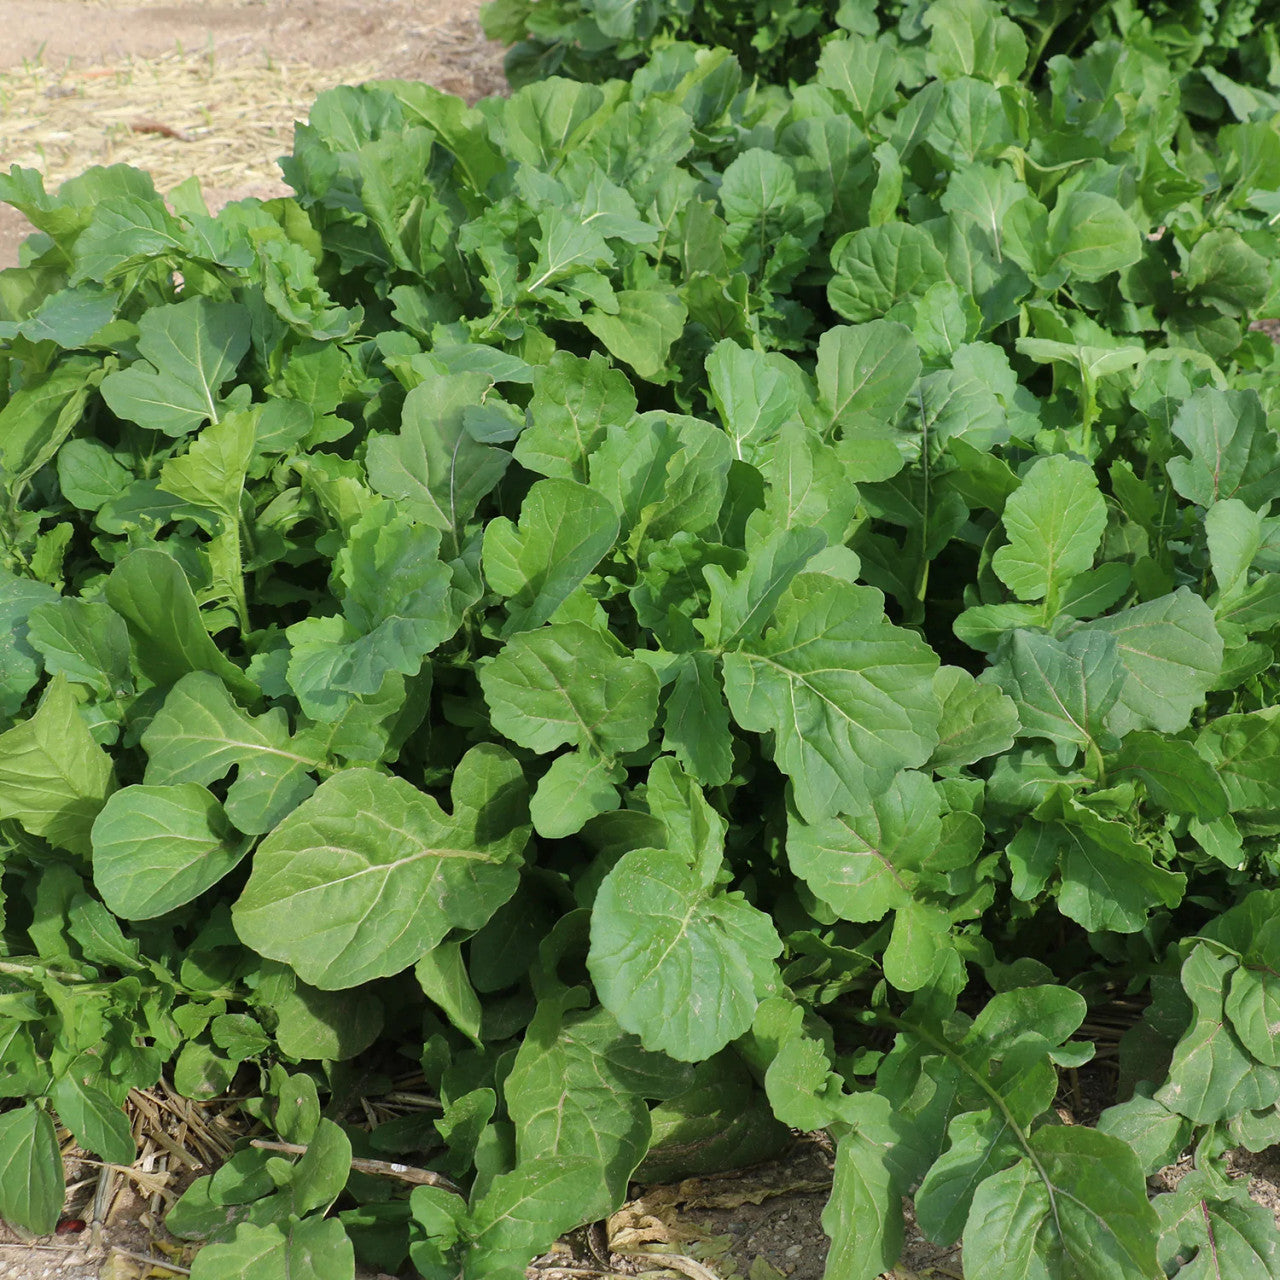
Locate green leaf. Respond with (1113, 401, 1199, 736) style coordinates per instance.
(142, 672, 321, 835)
(1111, 732, 1228, 821)
(92, 783, 250, 919)
(513, 350, 636, 482)
(722, 575, 940, 822)
(0, 674, 114, 856)
(0, 570, 58, 718)
(705, 341, 797, 462)
(464, 1157, 598, 1280)
(986, 629, 1124, 765)
(99, 297, 250, 437)
(529, 751, 624, 838)
(929, 666, 1018, 769)
(925, 0, 1027, 84)
(829, 222, 949, 323)
(187, 1217, 354, 1280)
(365, 372, 511, 538)
(0, 1104, 63, 1235)
(992, 455, 1106, 604)
(660, 652, 735, 788)
(582, 289, 686, 381)
(484, 478, 619, 635)
(814, 321, 921, 435)
(823, 1093, 903, 1280)
(1156, 1171, 1280, 1278)
(1156, 944, 1280, 1123)
(415, 942, 484, 1046)
(26, 598, 132, 700)
(233, 748, 529, 989)
(588, 847, 781, 1061)
(1046, 192, 1142, 283)
(506, 1002, 690, 1221)
(480, 622, 659, 758)
(50, 1074, 135, 1165)
(158, 409, 255, 523)
(1197, 708, 1280, 834)
(963, 1126, 1158, 1280)
(787, 770, 939, 923)
(105, 548, 259, 703)
(1168, 388, 1280, 510)
(1080, 589, 1223, 736)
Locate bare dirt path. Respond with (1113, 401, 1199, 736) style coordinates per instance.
(0, 0, 506, 267)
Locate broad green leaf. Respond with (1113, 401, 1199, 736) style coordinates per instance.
(0, 283, 117, 348)
(480, 622, 659, 758)
(506, 1003, 690, 1221)
(105, 548, 259, 703)
(99, 297, 249, 437)
(1156, 1171, 1280, 1279)
(722, 575, 941, 822)
(187, 1217, 354, 1280)
(50, 1074, 135, 1165)
(1081, 589, 1223, 736)
(287, 1118, 351, 1216)
(588, 847, 781, 1061)
(1046, 192, 1142, 283)
(1185, 228, 1271, 317)
(1096, 1094, 1192, 1177)
(158, 409, 255, 523)
(1110, 732, 1228, 822)
(365, 372, 511, 539)
(1167, 388, 1280, 510)
(705, 341, 797, 462)
(0, 570, 58, 718)
(962, 1126, 1158, 1280)
(1026, 799, 1185, 933)
(787, 770, 939, 923)
(233, 748, 529, 989)
(286, 508, 459, 711)
(823, 1093, 904, 1280)
(940, 163, 1031, 259)
(0, 358, 101, 502)
(25, 598, 132, 700)
(529, 751, 623, 838)
(815, 322, 920, 436)
(985, 629, 1124, 765)
(992, 455, 1106, 604)
(829, 222, 949, 323)
(92, 782, 249, 919)
(1156, 945, 1280, 1123)
(916, 1110, 1022, 1246)
(589, 410, 733, 547)
(660, 652, 735, 788)
(0, 1104, 63, 1235)
(701, 525, 826, 649)
(0, 674, 114, 856)
(513, 350, 636, 482)
(582, 289, 686, 381)
(925, 0, 1027, 84)
(142, 672, 321, 834)
(1206, 498, 1264, 596)
(270, 982, 384, 1063)
(1197, 708, 1280, 834)
(483, 478, 619, 635)
(816, 32, 903, 121)
(929, 666, 1018, 768)
(464, 1157, 598, 1280)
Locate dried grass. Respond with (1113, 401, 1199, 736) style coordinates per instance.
(0, 44, 377, 196)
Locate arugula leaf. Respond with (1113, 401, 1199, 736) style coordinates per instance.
(232, 748, 529, 989)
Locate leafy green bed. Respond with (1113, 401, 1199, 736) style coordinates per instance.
(4, 1, 1280, 1276)
(482, 0, 1274, 90)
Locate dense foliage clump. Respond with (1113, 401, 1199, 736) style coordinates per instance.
(482, 0, 1276, 90)
(5, 1, 1280, 1276)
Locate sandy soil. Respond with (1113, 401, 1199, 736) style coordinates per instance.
(0, 0, 507, 268)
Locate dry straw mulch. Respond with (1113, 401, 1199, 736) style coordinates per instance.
(0, 45, 376, 196)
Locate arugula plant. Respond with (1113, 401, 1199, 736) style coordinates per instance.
(4, 1, 1280, 1275)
